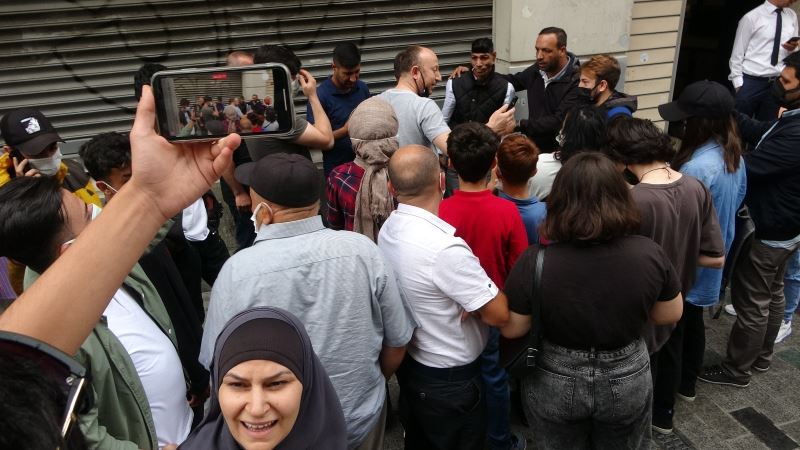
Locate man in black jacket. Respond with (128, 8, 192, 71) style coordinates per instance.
(700, 51, 800, 388)
(507, 27, 586, 152)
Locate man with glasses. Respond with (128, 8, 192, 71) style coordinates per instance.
(0, 176, 190, 450)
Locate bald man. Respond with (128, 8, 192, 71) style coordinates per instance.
(379, 47, 515, 156)
(378, 145, 510, 450)
(226, 50, 254, 67)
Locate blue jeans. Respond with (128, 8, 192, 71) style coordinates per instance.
(481, 327, 512, 449)
(736, 74, 780, 121)
(523, 339, 652, 450)
(783, 250, 800, 322)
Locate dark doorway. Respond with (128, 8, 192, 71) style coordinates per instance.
(669, 0, 761, 134)
(674, 0, 761, 94)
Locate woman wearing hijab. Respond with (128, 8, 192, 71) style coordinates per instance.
(179, 307, 347, 450)
(325, 97, 399, 241)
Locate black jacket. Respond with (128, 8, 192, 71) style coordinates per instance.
(737, 110, 800, 240)
(503, 53, 586, 152)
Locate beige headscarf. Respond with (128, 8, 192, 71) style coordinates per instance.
(349, 97, 399, 242)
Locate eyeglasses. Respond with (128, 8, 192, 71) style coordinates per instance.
(0, 331, 93, 439)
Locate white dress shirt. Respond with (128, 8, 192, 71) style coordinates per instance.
(378, 203, 498, 368)
(729, 1, 799, 88)
(104, 288, 193, 448)
(182, 197, 209, 242)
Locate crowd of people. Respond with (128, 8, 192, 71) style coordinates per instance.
(178, 94, 279, 137)
(1, 2, 800, 449)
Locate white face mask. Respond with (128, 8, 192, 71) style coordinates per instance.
(250, 202, 274, 233)
(27, 148, 63, 176)
(90, 203, 102, 221)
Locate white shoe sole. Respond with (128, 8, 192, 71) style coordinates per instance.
(775, 326, 792, 344)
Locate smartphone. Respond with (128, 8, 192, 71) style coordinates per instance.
(508, 95, 518, 108)
(789, 36, 800, 43)
(151, 63, 295, 142)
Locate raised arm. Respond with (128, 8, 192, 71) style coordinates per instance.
(0, 85, 239, 355)
(295, 69, 335, 150)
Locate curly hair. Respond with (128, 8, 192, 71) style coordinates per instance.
(557, 105, 606, 163)
(603, 117, 675, 165)
(79, 132, 131, 181)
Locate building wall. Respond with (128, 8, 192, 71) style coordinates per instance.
(625, 0, 686, 129)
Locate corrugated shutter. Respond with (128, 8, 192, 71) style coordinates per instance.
(0, 0, 492, 150)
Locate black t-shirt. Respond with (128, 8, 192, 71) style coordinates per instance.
(505, 236, 681, 350)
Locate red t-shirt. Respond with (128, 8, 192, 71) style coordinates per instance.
(439, 190, 529, 288)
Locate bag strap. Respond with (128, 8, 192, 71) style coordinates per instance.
(530, 245, 546, 348)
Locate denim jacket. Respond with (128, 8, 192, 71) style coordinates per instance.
(680, 139, 747, 306)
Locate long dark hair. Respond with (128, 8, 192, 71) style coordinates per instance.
(543, 152, 639, 242)
(672, 114, 742, 173)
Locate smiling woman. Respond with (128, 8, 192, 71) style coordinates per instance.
(179, 307, 347, 450)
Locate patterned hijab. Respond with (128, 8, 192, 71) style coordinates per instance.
(179, 307, 347, 450)
(349, 97, 399, 242)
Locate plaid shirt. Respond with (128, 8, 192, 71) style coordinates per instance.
(326, 162, 365, 231)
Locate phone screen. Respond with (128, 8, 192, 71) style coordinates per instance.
(151, 63, 295, 141)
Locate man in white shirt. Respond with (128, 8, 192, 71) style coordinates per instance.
(377, 145, 509, 450)
(730, 0, 799, 120)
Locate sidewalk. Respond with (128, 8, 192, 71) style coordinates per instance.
(380, 308, 800, 450)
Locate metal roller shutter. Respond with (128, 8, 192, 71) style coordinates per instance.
(0, 0, 492, 150)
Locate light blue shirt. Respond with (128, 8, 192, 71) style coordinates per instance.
(200, 216, 415, 448)
(497, 190, 547, 244)
(680, 139, 747, 306)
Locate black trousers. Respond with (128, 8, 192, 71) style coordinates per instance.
(651, 302, 705, 418)
(396, 357, 486, 450)
(188, 230, 230, 288)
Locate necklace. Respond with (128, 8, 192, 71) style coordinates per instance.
(638, 166, 669, 182)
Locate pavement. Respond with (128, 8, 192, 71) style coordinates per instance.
(211, 181, 800, 450)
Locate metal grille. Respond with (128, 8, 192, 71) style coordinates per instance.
(0, 0, 492, 148)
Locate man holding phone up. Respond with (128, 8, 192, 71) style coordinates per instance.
(730, 0, 800, 120)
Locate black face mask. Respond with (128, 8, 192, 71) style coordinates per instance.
(578, 86, 595, 103)
(772, 80, 800, 109)
(417, 70, 431, 98)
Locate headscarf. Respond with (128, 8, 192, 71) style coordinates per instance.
(179, 307, 347, 450)
(349, 97, 399, 242)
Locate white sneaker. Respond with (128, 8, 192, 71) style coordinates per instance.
(724, 304, 737, 316)
(775, 320, 792, 344)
